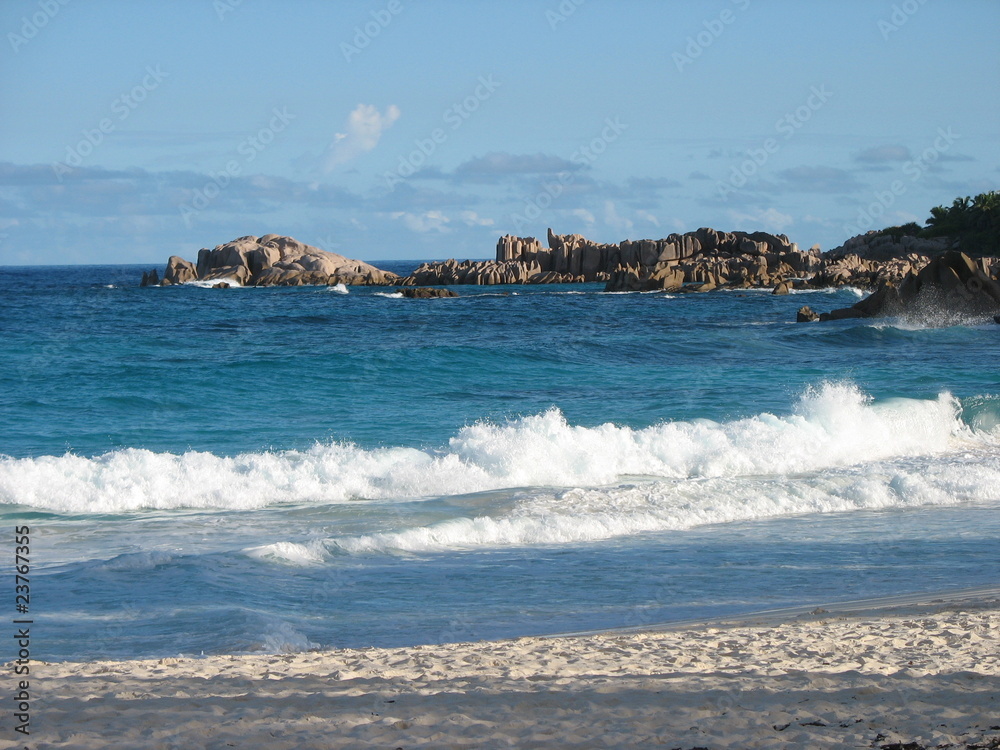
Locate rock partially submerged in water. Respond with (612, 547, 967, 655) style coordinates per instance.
(164, 255, 197, 285)
(397, 287, 458, 298)
(797, 305, 820, 322)
(149, 235, 399, 287)
(813, 251, 1000, 322)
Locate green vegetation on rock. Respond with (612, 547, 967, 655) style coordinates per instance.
(881, 191, 1000, 256)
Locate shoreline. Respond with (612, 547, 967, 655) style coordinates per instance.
(552, 583, 1000, 638)
(23, 586, 1000, 749)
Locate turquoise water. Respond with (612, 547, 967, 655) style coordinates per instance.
(1, 264, 998, 660)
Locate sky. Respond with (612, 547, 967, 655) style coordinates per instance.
(1, 0, 998, 265)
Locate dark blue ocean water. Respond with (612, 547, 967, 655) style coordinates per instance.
(1, 264, 999, 660)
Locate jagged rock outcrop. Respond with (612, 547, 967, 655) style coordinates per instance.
(149, 235, 398, 287)
(140, 269, 160, 287)
(496, 235, 544, 264)
(162, 256, 197, 285)
(397, 227, 822, 290)
(815, 251, 1000, 322)
(599, 228, 817, 292)
(401, 258, 547, 286)
(603, 263, 685, 292)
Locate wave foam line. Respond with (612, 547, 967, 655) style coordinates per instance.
(0, 383, 985, 513)
(332, 452, 1000, 553)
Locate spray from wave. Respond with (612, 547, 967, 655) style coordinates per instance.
(0, 383, 989, 514)
(330, 450, 1000, 553)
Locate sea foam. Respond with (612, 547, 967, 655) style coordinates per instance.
(181, 278, 245, 288)
(330, 451, 1000, 553)
(0, 383, 989, 514)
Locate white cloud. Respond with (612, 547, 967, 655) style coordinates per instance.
(392, 210, 451, 233)
(391, 210, 494, 234)
(323, 104, 400, 172)
(457, 210, 494, 227)
(570, 208, 596, 226)
(602, 200, 634, 233)
(636, 210, 661, 228)
(727, 207, 794, 232)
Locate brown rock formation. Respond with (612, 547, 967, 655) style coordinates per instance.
(146, 235, 398, 287)
(815, 251, 1000, 322)
(397, 226, 820, 290)
(401, 258, 545, 286)
(162, 256, 197, 285)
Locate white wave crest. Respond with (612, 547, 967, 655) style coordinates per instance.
(243, 541, 327, 566)
(0, 383, 984, 513)
(333, 451, 1000, 553)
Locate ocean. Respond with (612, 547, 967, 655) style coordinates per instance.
(2, 262, 999, 662)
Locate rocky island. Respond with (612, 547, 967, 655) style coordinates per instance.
(141, 192, 1000, 322)
(141, 234, 399, 287)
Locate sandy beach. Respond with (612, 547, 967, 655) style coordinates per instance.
(12, 589, 998, 750)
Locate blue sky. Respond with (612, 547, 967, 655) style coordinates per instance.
(1, 0, 997, 265)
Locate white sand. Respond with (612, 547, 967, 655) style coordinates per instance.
(14, 591, 1000, 749)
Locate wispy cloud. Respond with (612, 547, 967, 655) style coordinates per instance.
(323, 104, 401, 172)
(775, 166, 864, 194)
(404, 152, 587, 186)
(602, 200, 634, 233)
(625, 176, 681, 191)
(635, 209, 661, 227)
(727, 207, 794, 232)
(938, 152, 976, 163)
(0, 162, 362, 220)
(855, 144, 912, 163)
(455, 152, 583, 177)
(390, 209, 495, 234)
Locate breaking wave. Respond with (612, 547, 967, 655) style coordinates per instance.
(0, 383, 992, 516)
